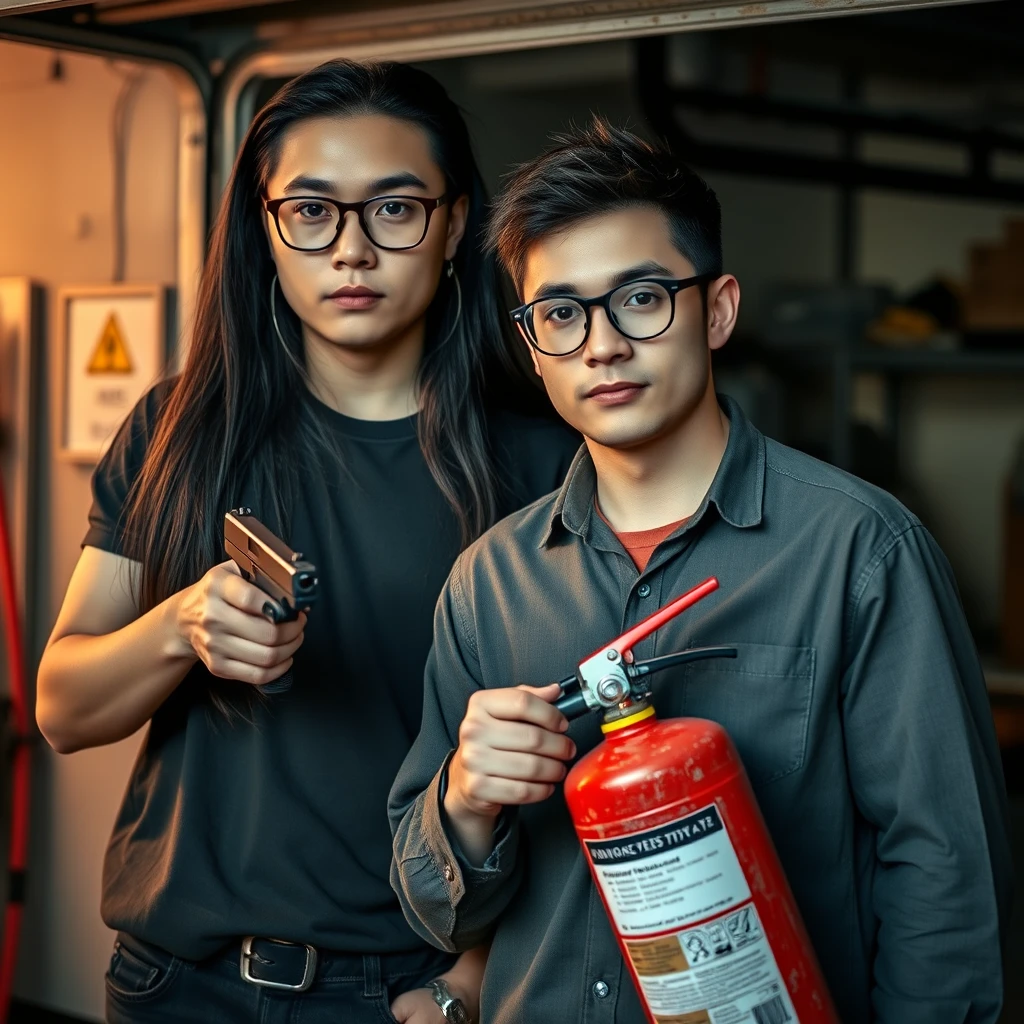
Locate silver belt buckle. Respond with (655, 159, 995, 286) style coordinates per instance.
(239, 936, 318, 992)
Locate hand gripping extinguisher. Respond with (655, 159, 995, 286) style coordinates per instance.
(555, 577, 837, 1024)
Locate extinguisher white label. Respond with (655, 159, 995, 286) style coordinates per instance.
(585, 804, 749, 935)
(585, 805, 798, 1024)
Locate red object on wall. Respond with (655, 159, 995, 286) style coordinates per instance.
(565, 659, 837, 1022)
(0, 475, 31, 1023)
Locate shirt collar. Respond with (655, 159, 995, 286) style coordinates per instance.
(541, 393, 765, 547)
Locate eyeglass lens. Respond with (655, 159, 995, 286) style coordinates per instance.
(274, 197, 429, 251)
(526, 281, 675, 354)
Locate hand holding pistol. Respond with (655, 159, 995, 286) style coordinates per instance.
(223, 509, 318, 693)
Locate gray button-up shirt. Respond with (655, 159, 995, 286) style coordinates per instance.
(390, 396, 1012, 1024)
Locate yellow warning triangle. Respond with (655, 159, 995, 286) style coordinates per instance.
(87, 313, 133, 374)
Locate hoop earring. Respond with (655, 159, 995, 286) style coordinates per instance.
(440, 260, 462, 345)
(269, 274, 306, 375)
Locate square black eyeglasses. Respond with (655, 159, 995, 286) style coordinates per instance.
(263, 194, 448, 252)
(510, 274, 714, 356)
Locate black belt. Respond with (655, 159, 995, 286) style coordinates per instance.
(239, 936, 317, 991)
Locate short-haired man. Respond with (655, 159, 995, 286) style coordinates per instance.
(389, 122, 1012, 1023)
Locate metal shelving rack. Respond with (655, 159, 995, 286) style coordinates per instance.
(633, 33, 1024, 472)
(765, 345, 1024, 471)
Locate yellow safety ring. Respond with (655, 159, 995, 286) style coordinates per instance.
(601, 705, 656, 733)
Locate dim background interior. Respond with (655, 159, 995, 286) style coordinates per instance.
(0, 0, 1022, 1020)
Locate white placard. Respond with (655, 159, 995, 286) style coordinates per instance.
(60, 285, 168, 461)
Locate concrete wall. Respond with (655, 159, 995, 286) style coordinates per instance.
(0, 40, 179, 1021)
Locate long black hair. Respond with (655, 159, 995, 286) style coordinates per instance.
(120, 60, 516, 697)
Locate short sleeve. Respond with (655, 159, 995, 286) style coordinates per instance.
(82, 381, 173, 555)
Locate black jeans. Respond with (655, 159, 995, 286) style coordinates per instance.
(105, 932, 455, 1024)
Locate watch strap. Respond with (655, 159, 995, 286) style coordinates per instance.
(426, 978, 471, 1024)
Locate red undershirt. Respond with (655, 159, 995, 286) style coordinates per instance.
(595, 501, 689, 572)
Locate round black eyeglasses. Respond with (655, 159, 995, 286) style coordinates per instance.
(263, 194, 448, 252)
(510, 274, 713, 356)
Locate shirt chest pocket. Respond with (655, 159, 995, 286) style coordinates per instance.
(678, 642, 815, 786)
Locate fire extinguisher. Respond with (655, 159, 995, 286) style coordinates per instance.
(555, 577, 837, 1024)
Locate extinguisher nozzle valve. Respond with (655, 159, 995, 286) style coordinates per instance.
(553, 688, 591, 721)
(552, 583, 736, 723)
(554, 672, 592, 721)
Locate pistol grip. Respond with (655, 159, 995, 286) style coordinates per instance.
(260, 669, 293, 695)
(258, 599, 296, 695)
(261, 599, 286, 623)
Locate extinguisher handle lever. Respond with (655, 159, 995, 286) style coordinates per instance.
(628, 644, 738, 679)
(552, 580, 727, 723)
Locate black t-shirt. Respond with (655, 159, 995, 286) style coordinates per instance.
(85, 383, 580, 959)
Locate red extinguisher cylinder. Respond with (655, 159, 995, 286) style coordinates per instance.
(566, 709, 838, 1024)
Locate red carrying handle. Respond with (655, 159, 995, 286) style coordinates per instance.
(599, 576, 719, 660)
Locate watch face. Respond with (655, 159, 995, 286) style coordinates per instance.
(443, 996, 470, 1024)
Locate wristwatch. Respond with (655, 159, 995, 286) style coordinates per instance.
(426, 977, 471, 1024)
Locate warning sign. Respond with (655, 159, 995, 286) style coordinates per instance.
(87, 314, 133, 374)
(62, 286, 165, 459)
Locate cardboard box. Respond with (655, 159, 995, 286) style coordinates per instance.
(964, 229, 1024, 330)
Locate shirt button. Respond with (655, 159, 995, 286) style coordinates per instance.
(637, 583, 651, 598)
(593, 981, 610, 999)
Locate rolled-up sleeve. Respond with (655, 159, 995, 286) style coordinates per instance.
(389, 558, 525, 952)
(842, 524, 1013, 1023)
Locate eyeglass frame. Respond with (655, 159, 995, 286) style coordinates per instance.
(262, 193, 449, 252)
(510, 273, 715, 356)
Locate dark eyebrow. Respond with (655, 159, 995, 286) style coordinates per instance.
(368, 172, 430, 193)
(282, 175, 337, 195)
(609, 261, 675, 287)
(280, 171, 431, 196)
(530, 261, 676, 303)
(532, 282, 581, 301)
